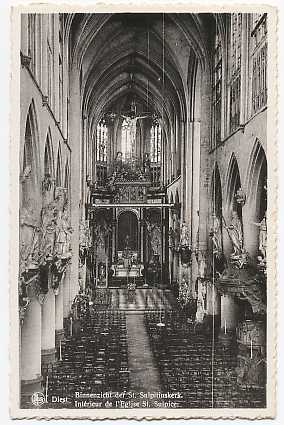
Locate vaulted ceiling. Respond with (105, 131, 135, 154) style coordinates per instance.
(66, 13, 216, 137)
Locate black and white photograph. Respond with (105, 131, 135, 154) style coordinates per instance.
(10, 5, 277, 419)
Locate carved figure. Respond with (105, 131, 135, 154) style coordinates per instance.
(211, 213, 222, 257)
(253, 212, 267, 259)
(226, 210, 243, 256)
(180, 222, 190, 247)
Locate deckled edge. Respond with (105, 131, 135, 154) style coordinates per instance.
(9, 1, 278, 420)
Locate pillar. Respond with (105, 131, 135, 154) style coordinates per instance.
(207, 283, 221, 317)
(220, 294, 239, 332)
(55, 282, 64, 346)
(69, 66, 82, 303)
(63, 266, 71, 319)
(21, 297, 42, 401)
(41, 287, 56, 365)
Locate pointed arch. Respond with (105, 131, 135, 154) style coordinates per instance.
(225, 153, 242, 215)
(246, 139, 267, 220)
(44, 129, 54, 179)
(21, 100, 40, 208)
(64, 159, 70, 192)
(211, 163, 223, 218)
(56, 143, 63, 187)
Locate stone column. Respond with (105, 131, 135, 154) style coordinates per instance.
(69, 66, 82, 302)
(220, 294, 239, 332)
(21, 294, 42, 401)
(41, 286, 56, 365)
(207, 282, 221, 317)
(55, 281, 64, 346)
(63, 265, 71, 319)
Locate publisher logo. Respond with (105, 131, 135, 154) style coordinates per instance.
(31, 392, 46, 407)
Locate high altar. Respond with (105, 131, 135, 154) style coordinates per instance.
(87, 155, 170, 287)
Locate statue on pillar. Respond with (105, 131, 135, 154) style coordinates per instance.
(146, 221, 162, 258)
(253, 211, 267, 260)
(39, 202, 57, 262)
(180, 222, 190, 247)
(210, 213, 223, 258)
(225, 210, 243, 256)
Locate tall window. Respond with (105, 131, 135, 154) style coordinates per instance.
(121, 119, 132, 160)
(229, 13, 242, 132)
(251, 14, 267, 115)
(150, 123, 161, 163)
(47, 14, 54, 108)
(96, 122, 108, 163)
(27, 14, 36, 75)
(212, 30, 222, 146)
(58, 17, 64, 125)
(22, 116, 35, 208)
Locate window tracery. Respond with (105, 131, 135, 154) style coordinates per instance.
(250, 13, 267, 114)
(150, 122, 161, 164)
(212, 29, 222, 146)
(229, 13, 242, 132)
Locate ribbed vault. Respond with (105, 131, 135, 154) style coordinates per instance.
(66, 13, 216, 142)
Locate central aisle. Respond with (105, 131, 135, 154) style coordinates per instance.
(126, 314, 161, 398)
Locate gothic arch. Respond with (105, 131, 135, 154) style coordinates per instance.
(225, 153, 242, 215)
(246, 139, 267, 220)
(64, 160, 70, 191)
(56, 143, 63, 187)
(21, 101, 40, 208)
(211, 163, 223, 218)
(44, 129, 54, 178)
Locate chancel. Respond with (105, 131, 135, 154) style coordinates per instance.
(19, 12, 268, 410)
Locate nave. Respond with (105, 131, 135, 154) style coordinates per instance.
(19, 12, 269, 411)
(24, 293, 265, 410)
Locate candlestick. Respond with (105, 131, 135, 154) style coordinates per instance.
(105, 257, 108, 287)
(224, 320, 227, 334)
(70, 316, 73, 337)
(250, 339, 253, 359)
(45, 375, 49, 402)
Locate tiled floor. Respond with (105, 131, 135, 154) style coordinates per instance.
(108, 288, 178, 312)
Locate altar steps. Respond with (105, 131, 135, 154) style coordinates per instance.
(92, 288, 178, 312)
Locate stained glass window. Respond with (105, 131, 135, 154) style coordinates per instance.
(150, 123, 161, 163)
(27, 14, 36, 75)
(229, 13, 242, 132)
(251, 14, 267, 114)
(212, 30, 222, 146)
(59, 17, 64, 125)
(96, 122, 108, 163)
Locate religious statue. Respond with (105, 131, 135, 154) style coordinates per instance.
(143, 152, 151, 176)
(253, 212, 267, 260)
(124, 234, 131, 250)
(121, 115, 148, 154)
(168, 226, 175, 248)
(180, 222, 190, 247)
(39, 202, 57, 261)
(210, 213, 223, 258)
(146, 221, 162, 258)
(225, 210, 243, 256)
(195, 298, 205, 323)
(197, 250, 207, 279)
(54, 206, 72, 259)
(114, 151, 123, 173)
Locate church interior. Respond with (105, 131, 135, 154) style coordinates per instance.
(19, 12, 268, 409)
